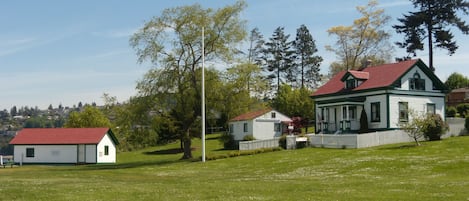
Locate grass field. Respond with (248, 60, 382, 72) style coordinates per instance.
(1, 134, 468, 201)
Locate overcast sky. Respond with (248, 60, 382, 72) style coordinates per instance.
(1, 0, 468, 110)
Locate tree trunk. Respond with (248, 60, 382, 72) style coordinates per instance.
(181, 130, 193, 159)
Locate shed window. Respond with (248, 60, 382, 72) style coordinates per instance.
(104, 146, 109, 156)
(26, 148, 35, 158)
(243, 123, 248, 132)
(274, 123, 281, 132)
(271, 112, 276, 118)
(229, 124, 233, 134)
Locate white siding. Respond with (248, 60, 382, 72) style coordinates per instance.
(363, 94, 387, 129)
(96, 133, 117, 163)
(399, 66, 439, 92)
(230, 120, 253, 141)
(13, 145, 78, 164)
(389, 94, 445, 128)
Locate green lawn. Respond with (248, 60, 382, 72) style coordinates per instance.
(1, 135, 468, 201)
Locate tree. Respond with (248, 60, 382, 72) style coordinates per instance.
(247, 27, 265, 65)
(10, 106, 17, 117)
(393, 0, 469, 71)
(444, 72, 469, 91)
(130, 1, 247, 159)
(261, 27, 294, 94)
(64, 106, 111, 128)
(326, 0, 393, 75)
(400, 110, 427, 146)
(271, 85, 315, 129)
(292, 24, 323, 89)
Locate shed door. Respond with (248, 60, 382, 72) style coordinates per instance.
(78, 144, 85, 163)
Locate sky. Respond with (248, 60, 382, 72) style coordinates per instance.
(1, 0, 468, 110)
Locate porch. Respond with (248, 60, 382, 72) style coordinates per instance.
(316, 98, 365, 134)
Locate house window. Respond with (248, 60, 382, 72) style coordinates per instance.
(229, 124, 233, 134)
(243, 123, 248, 132)
(321, 108, 329, 122)
(104, 146, 109, 156)
(399, 102, 409, 122)
(371, 102, 380, 122)
(26, 148, 35, 158)
(346, 79, 356, 89)
(271, 112, 276, 118)
(409, 72, 425, 90)
(274, 123, 281, 132)
(427, 103, 436, 114)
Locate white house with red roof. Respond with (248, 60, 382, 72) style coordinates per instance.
(9, 128, 119, 164)
(229, 109, 292, 141)
(311, 59, 447, 134)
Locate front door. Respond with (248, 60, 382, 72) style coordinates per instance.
(77, 144, 85, 163)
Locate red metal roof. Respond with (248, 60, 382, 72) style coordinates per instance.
(9, 128, 112, 145)
(348, 71, 369, 80)
(230, 108, 272, 121)
(313, 59, 420, 97)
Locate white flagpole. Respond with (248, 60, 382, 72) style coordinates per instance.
(202, 27, 206, 162)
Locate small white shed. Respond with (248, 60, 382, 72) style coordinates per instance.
(229, 109, 292, 140)
(9, 128, 119, 164)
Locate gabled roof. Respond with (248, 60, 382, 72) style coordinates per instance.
(230, 108, 272, 122)
(312, 59, 446, 97)
(340, 70, 369, 81)
(9, 128, 119, 145)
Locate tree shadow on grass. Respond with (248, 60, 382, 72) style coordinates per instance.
(143, 147, 196, 155)
(379, 144, 420, 150)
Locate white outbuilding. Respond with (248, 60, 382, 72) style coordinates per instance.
(9, 128, 118, 164)
(229, 109, 292, 141)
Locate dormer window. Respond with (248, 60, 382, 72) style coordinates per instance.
(409, 71, 425, 90)
(346, 79, 356, 89)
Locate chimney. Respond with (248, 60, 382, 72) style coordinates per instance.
(359, 60, 372, 71)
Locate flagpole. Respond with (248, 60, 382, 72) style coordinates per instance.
(201, 27, 206, 162)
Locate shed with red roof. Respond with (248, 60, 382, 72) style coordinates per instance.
(9, 128, 118, 164)
(229, 109, 292, 141)
(311, 59, 447, 134)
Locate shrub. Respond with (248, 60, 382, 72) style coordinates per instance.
(359, 109, 369, 133)
(423, 114, 449, 141)
(456, 103, 469, 118)
(219, 132, 237, 150)
(242, 135, 256, 141)
(278, 134, 287, 149)
(446, 106, 457, 117)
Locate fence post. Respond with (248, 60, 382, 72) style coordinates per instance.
(286, 136, 296, 150)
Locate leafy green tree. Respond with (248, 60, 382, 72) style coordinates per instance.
(271, 85, 314, 124)
(393, 0, 469, 71)
(444, 72, 469, 91)
(261, 27, 295, 94)
(326, 0, 393, 75)
(130, 1, 247, 159)
(400, 110, 427, 146)
(359, 109, 369, 133)
(293, 24, 323, 89)
(64, 106, 111, 128)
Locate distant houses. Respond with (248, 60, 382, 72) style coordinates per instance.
(9, 128, 118, 164)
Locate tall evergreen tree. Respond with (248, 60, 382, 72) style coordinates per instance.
(293, 24, 323, 89)
(262, 27, 294, 95)
(393, 0, 469, 71)
(247, 27, 265, 65)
